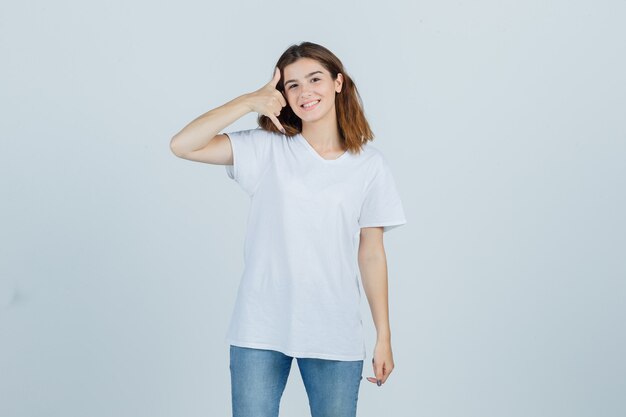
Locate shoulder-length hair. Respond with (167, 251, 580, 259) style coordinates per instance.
(257, 41, 374, 155)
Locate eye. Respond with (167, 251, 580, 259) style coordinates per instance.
(288, 78, 320, 89)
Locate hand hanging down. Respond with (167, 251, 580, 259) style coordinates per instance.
(368, 339, 395, 387)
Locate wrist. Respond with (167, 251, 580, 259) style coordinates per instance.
(376, 332, 391, 343)
(235, 93, 253, 113)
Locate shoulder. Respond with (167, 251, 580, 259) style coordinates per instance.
(358, 142, 388, 169)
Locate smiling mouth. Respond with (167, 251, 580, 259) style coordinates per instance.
(301, 99, 320, 110)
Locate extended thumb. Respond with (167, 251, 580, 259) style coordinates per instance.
(270, 67, 281, 85)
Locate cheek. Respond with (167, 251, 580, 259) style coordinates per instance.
(285, 92, 297, 108)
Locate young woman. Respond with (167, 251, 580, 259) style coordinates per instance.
(170, 41, 407, 417)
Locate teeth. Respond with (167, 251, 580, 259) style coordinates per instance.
(302, 100, 320, 108)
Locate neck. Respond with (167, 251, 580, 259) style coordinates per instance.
(301, 115, 344, 151)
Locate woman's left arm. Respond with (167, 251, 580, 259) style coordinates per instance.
(358, 226, 395, 387)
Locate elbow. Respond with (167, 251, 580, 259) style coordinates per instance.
(169, 136, 183, 157)
(358, 249, 386, 265)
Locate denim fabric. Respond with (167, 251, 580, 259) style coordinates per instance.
(229, 345, 364, 417)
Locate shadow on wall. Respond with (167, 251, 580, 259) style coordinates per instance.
(0, 283, 22, 311)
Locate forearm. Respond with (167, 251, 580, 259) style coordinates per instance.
(170, 94, 252, 154)
(358, 252, 391, 342)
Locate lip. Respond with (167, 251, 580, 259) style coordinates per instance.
(300, 99, 320, 110)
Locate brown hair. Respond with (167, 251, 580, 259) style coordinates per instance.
(257, 41, 374, 155)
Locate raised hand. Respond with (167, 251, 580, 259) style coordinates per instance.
(245, 67, 288, 133)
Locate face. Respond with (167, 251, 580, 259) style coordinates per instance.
(282, 57, 343, 123)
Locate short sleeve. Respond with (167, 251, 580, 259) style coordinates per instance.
(223, 128, 273, 197)
(358, 154, 407, 232)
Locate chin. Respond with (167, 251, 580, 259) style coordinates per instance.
(298, 107, 326, 121)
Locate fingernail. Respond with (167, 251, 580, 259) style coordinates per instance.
(377, 380, 381, 386)
(280, 128, 286, 134)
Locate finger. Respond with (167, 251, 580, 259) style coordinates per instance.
(381, 368, 390, 384)
(366, 376, 388, 386)
(270, 91, 286, 108)
(372, 358, 382, 375)
(269, 66, 281, 88)
(382, 362, 395, 384)
(372, 358, 383, 386)
(272, 101, 284, 116)
(267, 113, 285, 133)
(275, 90, 287, 107)
(372, 358, 384, 385)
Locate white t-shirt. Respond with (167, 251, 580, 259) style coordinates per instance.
(223, 127, 407, 361)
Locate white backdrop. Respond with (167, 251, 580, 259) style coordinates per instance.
(1, 1, 624, 416)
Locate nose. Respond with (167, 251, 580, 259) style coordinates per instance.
(300, 83, 314, 97)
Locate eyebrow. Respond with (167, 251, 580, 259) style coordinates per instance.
(284, 71, 323, 86)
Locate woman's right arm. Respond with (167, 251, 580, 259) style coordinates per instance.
(169, 94, 252, 165)
(170, 67, 286, 165)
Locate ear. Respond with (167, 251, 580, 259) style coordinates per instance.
(336, 73, 343, 93)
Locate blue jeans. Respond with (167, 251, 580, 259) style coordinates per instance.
(229, 344, 364, 417)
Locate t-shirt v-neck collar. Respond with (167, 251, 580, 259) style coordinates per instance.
(296, 133, 349, 163)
